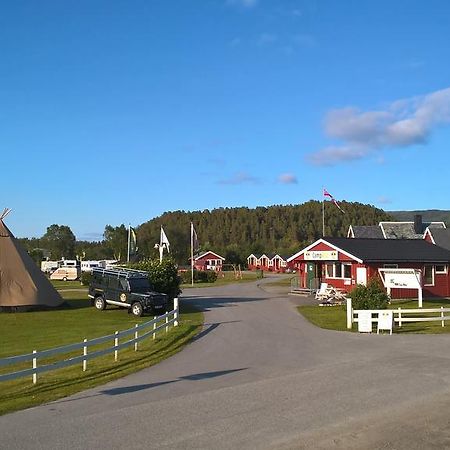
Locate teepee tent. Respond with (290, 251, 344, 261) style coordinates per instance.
(0, 209, 63, 311)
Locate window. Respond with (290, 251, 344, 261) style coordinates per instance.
(325, 263, 334, 278)
(424, 265, 434, 286)
(325, 262, 352, 279)
(435, 265, 447, 274)
(343, 264, 352, 279)
(383, 264, 398, 269)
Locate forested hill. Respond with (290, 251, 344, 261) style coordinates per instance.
(137, 201, 392, 265)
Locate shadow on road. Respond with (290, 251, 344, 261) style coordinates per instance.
(192, 321, 241, 342)
(100, 368, 248, 396)
(184, 296, 265, 311)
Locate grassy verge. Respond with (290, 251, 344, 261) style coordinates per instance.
(264, 275, 296, 287)
(181, 271, 259, 289)
(0, 290, 203, 416)
(298, 298, 450, 334)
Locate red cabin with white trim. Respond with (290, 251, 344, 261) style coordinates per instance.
(287, 237, 450, 298)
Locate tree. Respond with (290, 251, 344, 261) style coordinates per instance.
(104, 224, 128, 261)
(41, 224, 76, 259)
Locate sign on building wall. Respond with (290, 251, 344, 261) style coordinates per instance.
(304, 250, 338, 261)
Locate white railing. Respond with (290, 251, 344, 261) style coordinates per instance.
(0, 298, 179, 384)
(346, 298, 450, 330)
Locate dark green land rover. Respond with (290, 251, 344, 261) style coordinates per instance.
(88, 268, 168, 317)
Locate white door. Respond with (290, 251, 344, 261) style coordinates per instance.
(356, 267, 367, 286)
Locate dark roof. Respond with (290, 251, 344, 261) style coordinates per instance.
(350, 225, 384, 239)
(325, 237, 450, 263)
(380, 221, 445, 239)
(427, 229, 450, 252)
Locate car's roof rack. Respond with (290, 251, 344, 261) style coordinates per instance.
(92, 267, 148, 278)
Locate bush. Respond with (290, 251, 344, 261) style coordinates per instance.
(205, 270, 218, 283)
(81, 272, 92, 286)
(179, 269, 218, 284)
(349, 278, 389, 310)
(131, 258, 181, 300)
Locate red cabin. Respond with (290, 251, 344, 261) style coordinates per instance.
(288, 237, 450, 299)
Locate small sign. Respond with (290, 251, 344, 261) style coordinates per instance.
(377, 310, 393, 334)
(358, 310, 373, 333)
(304, 250, 338, 261)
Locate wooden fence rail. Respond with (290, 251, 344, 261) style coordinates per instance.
(0, 298, 179, 384)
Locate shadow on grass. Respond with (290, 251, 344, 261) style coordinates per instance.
(1, 325, 200, 402)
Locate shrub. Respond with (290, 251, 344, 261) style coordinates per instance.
(179, 269, 218, 284)
(349, 278, 389, 310)
(205, 270, 218, 283)
(81, 272, 92, 286)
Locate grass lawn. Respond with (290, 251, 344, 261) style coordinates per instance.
(264, 275, 296, 287)
(298, 298, 450, 334)
(181, 270, 259, 289)
(0, 289, 203, 416)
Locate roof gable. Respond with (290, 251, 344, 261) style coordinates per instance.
(195, 251, 225, 261)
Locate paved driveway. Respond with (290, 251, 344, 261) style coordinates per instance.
(2, 276, 450, 449)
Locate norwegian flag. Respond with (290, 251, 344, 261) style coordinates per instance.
(323, 189, 345, 213)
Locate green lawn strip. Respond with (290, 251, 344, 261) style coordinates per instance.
(297, 298, 450, 334)
(50, 280, 85, 290)
(264, 276, 296, 287)
(0, 292, 203, 416)
(181, 271, 259, 289)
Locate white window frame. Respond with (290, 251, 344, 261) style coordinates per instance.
(435, 264, 448, 274)
(325, 262, 352, 280)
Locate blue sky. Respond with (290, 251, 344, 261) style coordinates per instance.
(2, 0, 450, 240)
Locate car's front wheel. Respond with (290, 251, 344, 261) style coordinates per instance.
(94, 296, 106, 311)
(131, 302, 143, 317)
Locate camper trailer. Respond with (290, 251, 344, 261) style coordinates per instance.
(41, 260, 59, 274)
(50, 266, 81, 281)
(81, 261, 101, 272)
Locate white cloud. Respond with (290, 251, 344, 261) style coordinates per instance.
(278, 173, 298, 184)
(377, 196, 392, 205)
(218, 172, 260, 185)
(307, 87, 450, 166)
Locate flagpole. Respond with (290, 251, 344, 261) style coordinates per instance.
(191, 222, 194, 286)
(322, 188, 325, 237)
(127, 223, 131, 263)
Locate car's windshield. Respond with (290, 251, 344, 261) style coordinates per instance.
(128, 277, 151, 292)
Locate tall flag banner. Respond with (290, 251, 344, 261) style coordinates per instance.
(190, 222, 199, 286)
(160, 226, 170, 253)
(191, 223, 199, 253)
(127, 224, 137, 263)
(323, 188, 345, 213)
(130, 227, 137, 255)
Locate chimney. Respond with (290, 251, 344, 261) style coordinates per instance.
(414, 215, 423, 234)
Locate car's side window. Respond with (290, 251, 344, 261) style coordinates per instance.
(120, 278, 128, 291)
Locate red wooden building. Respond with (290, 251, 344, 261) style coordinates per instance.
(287, 237, 450, 298)
(246, 253, 287, 272)
(192, 251, 225, 272)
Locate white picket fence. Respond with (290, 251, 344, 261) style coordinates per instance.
(346, 298, 450, 330)
(0, 298, 179, 384)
